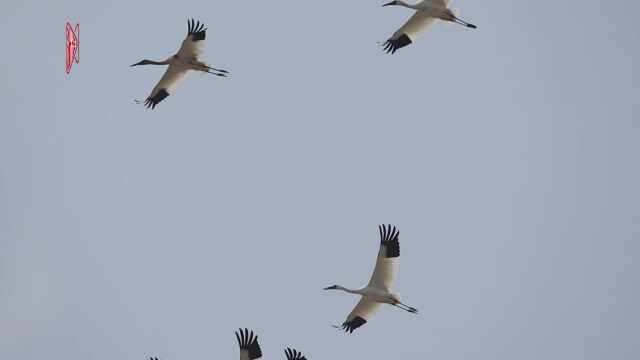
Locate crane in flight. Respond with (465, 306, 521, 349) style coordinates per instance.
(381, 0, 477, 54)
(236, 328, 308, 360)
(131, 19, 228, 109)
(324, 224, 418, 333)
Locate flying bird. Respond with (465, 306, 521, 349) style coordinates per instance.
(236, 328, 308, 360)
(131, 19, 228, 109)
(381, 0, 477, 54)
(324, 224, 418, 333)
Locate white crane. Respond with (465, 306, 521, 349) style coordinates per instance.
(324, 224, 418, 333)
(236, 328, 308, 360)
(131, 19, 228, 109)
(381, 0, 477, 54)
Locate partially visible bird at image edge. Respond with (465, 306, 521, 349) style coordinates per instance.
(382, 0, 477, 54)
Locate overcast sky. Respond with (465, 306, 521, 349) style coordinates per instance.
(1, 1, 639, 359)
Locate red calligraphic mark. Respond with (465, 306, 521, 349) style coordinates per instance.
(66, 22, 79, 74)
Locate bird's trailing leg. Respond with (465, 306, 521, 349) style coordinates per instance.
(205, 70, 227, 77)
(452, 16, 477, 29)
(190, 61, 229, 76)
(392, 302, 419, 314)
(398, 301, 419, 314)
(200, 62, 229, 74)
(206, 66, 228, 74)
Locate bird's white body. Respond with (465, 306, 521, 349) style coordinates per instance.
(382, 0, 477, 54)
(333, 285, 401, 304)
(325, 225, 417, 333)
(158, 55, 208, 72)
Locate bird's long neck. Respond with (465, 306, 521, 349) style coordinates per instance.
(395, 1, 421, 10)
(337, 285, 366, 295)
(139, 59, 170, 65)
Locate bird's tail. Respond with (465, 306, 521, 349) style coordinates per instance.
(445, 8, 460, 27)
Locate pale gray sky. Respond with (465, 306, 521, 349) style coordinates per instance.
(1, 1, 640, 359)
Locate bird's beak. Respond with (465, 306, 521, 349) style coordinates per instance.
(323, 286, 336, 290)
(382, 1, 397, 7)
(130, 63, 139, 67)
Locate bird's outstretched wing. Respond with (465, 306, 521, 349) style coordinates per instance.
(367, 224, 400, 292)
(177, 18, 206, 60)
(284, 348, 308, 360)
(136, 64, 188, 109)
(382, 12, 436, 54)
(335, 297, 383, 333)
(236, 328, 263, 360)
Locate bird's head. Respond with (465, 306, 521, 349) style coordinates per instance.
(323, 285, 339, 290)
(382, 1, 399, 6)
(130, 59, 152, 67)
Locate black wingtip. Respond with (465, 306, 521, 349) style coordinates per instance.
(285, 347, 307, 360)
(235, 328, 262, 359)
(138, 88, 169, 110)
(337, 316, 367, 333)
(381, 33, 412, 54)
(187, 18, 206, 40)
(379, 224, 400, 258)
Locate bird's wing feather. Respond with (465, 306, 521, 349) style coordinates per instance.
(139, 64, 188, 109)
(177, 19, 206, 60)
(284, 348, 307, 360)
(382, 11, 437, 54)
(337, 297, 383, 333)
(367, 224, 400, 292)
(150, 64, 188, 95)
(236, 328, 262, 360)
(393, 11, 437, 42)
